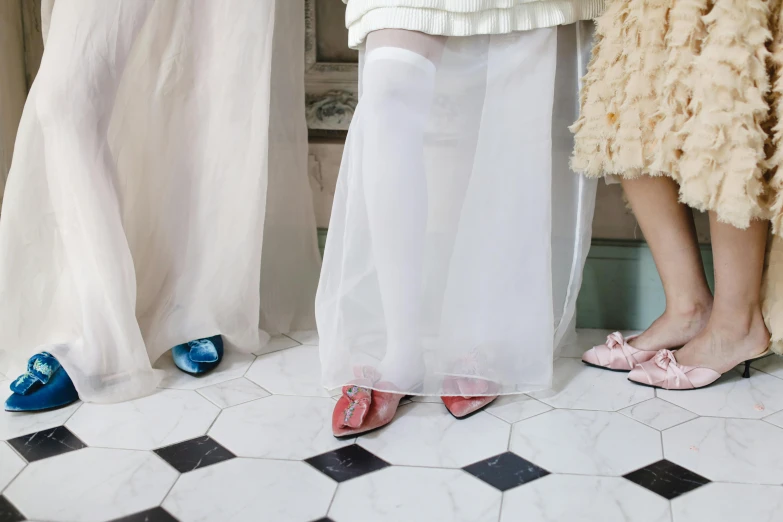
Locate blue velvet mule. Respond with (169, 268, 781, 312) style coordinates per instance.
(5, 352, 79, 412)
(171, 335, 224, 375)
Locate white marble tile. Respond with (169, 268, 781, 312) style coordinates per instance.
(209, 395, 351, 459)
(764, 409, 783, 429)
(619, 398, 697, 430)
(66, 389, 219, 450)
(528, 358, 653, 411)
(0, 442, 25, 491)
(658, 367, 783, 419)
(330, 466, 501, 522)
(0, 401, 81, 441)
(510, 409, 661, 476)
(252, 335, 301, 356)
(663, 417, 783, 484)
(752, 354, 783, 379)
(245, 345, 330, 397)
(5, 448, 177, 522)
(671, 482, 783, 522)
(501, 474, 670, 522)
(164, 458, 335, 522)
(285, 330, 319, 345)
(155, 350, 256, 390)
(485, 394, 553, 424)
(357, 403, 509, 468)
(197, 378, 270, 409)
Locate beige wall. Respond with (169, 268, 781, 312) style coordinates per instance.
(0, 0, 27, 204)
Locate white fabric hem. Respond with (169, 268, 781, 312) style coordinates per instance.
(345, 0, 605, 48)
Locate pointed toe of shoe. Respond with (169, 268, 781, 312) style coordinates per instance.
(5, 368, 78, 412)
(627, 364, 655, 386)
(441, 395, 496, 418)
(581, 347, 602, 367)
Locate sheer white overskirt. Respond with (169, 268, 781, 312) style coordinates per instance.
(317, 24, 596, 396)
(0, 0, 320, 403)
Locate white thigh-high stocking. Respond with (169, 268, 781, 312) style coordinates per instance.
(359, 40, 440, 389)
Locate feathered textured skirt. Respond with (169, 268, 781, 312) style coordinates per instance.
(571, 0, 783, 353)
(572, 0, 783, 228)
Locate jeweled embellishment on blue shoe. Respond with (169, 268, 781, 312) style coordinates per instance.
(172, 335, 224, 375)
(10, 352, 61, 395)
(5, 352, 79, 412)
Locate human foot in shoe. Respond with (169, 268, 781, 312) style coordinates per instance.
(332, 366, 411, 437)
(332, 381, 407, 438)
(582, 332, 655, 371)
(628, 311, 771, 390)
(172, 335, 224, 375)
(441, 376, 498, 418)
(582, 302, 711, 372)
(5, 352, 79, 412)
(440, 355, 498, 418)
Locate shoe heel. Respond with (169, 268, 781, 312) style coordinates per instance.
(743, 360, 751, 379)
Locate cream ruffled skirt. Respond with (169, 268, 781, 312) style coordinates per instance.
(572, 0, 783, 353)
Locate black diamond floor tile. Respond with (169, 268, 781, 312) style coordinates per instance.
(463, 452, 549, 491)
(109, 507, 179, 522)
(623, 459, 710, 500)
(6, 426, 86, 463)
(305, 444, 390, 482)
(309, 519, 335, 522)
(154, 435, 235, 473)
(0, 496, 25, 522)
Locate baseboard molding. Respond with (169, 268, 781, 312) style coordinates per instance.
(316, 230, 713, 331)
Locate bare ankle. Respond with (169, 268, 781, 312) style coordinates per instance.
(665, 298, 712, 321)
(708, 304, 769, 342)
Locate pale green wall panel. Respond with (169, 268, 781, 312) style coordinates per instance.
(576, 240, 714, 330)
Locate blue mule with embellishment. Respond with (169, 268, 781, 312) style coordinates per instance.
(5, 352, 79, 412)
(171, 335, 224, 375)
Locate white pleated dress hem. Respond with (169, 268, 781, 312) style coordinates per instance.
(342, 0, 605, 48)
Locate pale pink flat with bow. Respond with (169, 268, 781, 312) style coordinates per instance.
(582, 332, 656, 372)
(628, 348, 772, 390)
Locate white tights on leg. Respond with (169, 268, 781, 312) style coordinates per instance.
(359, 32, 444, 388)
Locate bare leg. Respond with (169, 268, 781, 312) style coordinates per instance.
(673, 215, 770, 370)
(621, 176, 713, 351)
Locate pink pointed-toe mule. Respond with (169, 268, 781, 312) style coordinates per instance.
(332, 366, 414, 438)
(332, 382, 406, 438)
(582, 332, 657, 372)
(627, 348, 772, 390)
(440, 375, 498, 418)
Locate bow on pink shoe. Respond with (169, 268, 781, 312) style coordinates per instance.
(627, 349, 721, 390)
(332, 366, 407, 438)
(339, 385, 373, 429)
(581, 332, 656, 372)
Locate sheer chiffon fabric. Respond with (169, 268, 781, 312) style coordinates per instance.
(0, 0, 320, 403)
(317, 24, 596, 396)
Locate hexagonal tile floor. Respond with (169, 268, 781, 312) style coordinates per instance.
(1, 330, 782, 522)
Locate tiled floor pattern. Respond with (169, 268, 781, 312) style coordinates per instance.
(1, 330, 783, 522)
